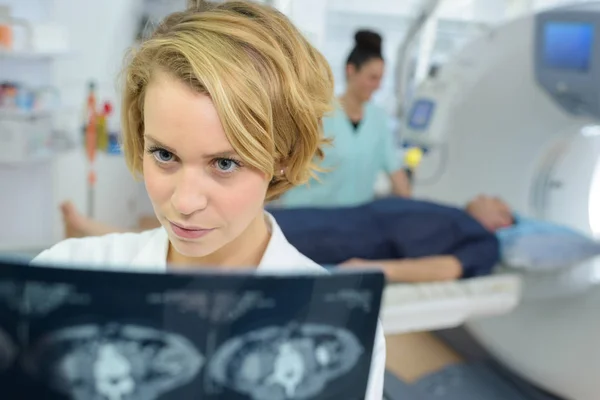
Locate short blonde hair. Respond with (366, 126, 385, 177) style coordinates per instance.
(121, 0, 334, 200)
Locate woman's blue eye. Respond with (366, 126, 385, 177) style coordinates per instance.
(153, 149, 174, 163)
(215, 158, 239, 173)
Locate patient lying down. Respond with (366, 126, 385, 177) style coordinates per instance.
(61, 195, 514, 283)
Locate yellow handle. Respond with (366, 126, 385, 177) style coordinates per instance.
(404, 147, 423, 169)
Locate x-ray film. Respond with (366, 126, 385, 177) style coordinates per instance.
(0, 260, 384, 400)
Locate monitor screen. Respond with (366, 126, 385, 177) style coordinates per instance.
(543, 21, 595, 72)
(408, 99, 435, 130)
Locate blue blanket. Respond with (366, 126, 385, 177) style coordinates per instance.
(270, 198, 500, 278)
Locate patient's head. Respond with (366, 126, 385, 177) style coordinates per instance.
(466, 195, 514, 232)
(120, 0, 334, 263)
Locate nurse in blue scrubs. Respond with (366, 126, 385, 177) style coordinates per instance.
(280, 30, 411, 208)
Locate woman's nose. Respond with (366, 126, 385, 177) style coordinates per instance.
(170, 169, 209, 216)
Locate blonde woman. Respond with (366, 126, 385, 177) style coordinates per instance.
(33, 1, 385, 398)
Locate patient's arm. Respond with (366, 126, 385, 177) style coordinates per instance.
(382, 256, 463, 282)
(390, 169, 412, 197)
(341, 255, 463, 282)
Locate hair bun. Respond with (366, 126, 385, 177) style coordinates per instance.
(354, 30, 382, 54)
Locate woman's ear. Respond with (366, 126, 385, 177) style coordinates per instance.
(274, 161, 286, 175)
(270, 164, 286, 182)
(346, 63, 357, 79)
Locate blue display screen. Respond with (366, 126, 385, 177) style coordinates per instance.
(408, 99, 435, 130)
(543, 22, 595, 72)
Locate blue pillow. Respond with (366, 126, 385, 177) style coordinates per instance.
(496, 215, 600, 271)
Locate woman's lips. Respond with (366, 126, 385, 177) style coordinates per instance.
(169, 221, 214, 240)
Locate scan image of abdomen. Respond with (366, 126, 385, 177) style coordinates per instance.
(21, 323, 204, 400)
(208, 324, 363, 400)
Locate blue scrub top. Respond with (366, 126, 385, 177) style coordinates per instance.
(279, 102, 401, 208)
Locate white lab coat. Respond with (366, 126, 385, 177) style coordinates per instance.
(33, 213, 386, 400)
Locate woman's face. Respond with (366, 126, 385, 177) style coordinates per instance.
(142, 71, 269, 263)
(346, 58, 384, 102)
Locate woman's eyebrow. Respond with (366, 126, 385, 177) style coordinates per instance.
(203, 150, 238, 159)
(144, 135, 177, 154)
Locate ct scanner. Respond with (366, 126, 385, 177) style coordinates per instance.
(2, 2, 598, 399)
(397, 3, 600, 399)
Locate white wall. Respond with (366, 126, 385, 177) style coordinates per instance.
(1, 0, 52, 21)
(327, 0, 420, 17)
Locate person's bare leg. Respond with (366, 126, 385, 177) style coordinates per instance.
(385, 331, 463, 383)
(60, 201, 131, 238)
